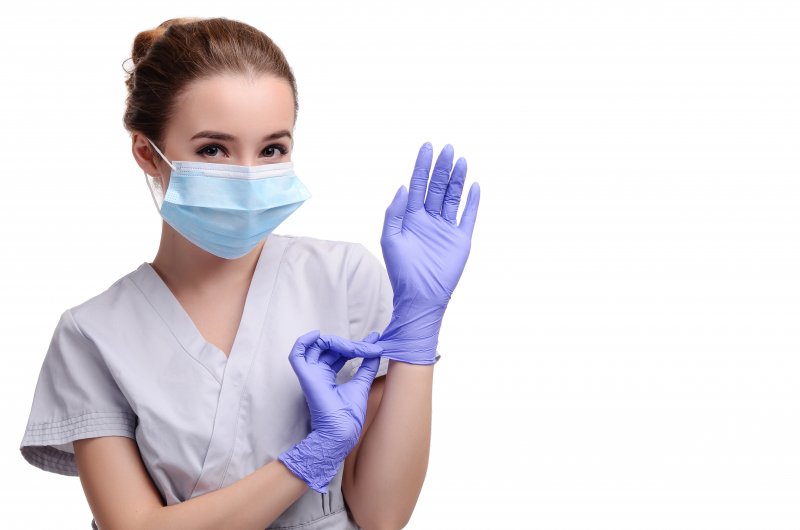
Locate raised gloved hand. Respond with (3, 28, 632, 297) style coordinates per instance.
(377, 142, 481, 364)
(278, 330, 383, 493)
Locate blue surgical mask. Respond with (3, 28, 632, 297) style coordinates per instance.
(144, 138, 311, 259)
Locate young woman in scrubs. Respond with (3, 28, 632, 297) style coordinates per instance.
(19, 17, 479, 529)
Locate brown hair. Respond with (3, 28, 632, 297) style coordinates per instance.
(122, 17, 298, 153)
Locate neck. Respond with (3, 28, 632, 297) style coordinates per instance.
(149, 221, 264, 294)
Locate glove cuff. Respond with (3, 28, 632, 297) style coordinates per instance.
(378, 304, 445, 364)
(277, 430, 350, 493)
(381, 350, 442, 365)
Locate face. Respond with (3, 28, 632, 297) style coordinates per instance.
(133, 73, 296, 188)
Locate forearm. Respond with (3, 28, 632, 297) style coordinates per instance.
(346, 360, 433, 529)
(140, 460, 307, 530)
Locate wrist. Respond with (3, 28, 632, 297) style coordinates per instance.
(277, 428, 353, 493)
(377, 304, 445, 364)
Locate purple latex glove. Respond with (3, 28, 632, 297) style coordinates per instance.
(278, 330, 383, 493)
(318, 331, 381, 375)
(377, 142, 480, 364)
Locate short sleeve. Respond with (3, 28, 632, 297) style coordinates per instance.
(337, 243, 394, 383)
(20, 309, 137, 477)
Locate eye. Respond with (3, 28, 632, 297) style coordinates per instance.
(263, 144, 289, 158)
(196, 144, 228, 158)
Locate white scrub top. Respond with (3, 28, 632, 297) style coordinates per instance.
(20, 233, 393, 529)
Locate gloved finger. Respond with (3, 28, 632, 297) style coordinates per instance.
(361, 331, 380, 344)
(423, 144, 454, 216)
(288, 330, 322, 368)
(348, 355, 381, 387)
(306, 339, 326, 365)
(287, 331, 329, 403)
(302, 338, 339, 390)
(458, 181, 481, 238)
(316, 334, 384, 359)
(406, 142, 433, 213)
(442, 157, 467, 223)
(318, 349, 348, 374)
(381, 185, 408, 241)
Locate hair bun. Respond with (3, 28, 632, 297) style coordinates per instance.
(130, 28, 162, 67)
(131, 17, 203, 66)
(123, 17, 205, 92)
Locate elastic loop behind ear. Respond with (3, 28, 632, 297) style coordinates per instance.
(146, 137, 176, 171)
(144, 170, 164, 212)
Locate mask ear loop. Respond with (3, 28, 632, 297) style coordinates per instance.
(143, 138, 174, 212)
(146, 138, 177, 171)
(144, 170, 164, 212)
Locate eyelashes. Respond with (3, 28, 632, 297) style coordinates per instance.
(264, 144, 289, 157)
(195, 143, 289, 159)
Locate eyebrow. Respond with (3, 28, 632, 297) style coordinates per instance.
(189, 129, 293, 142)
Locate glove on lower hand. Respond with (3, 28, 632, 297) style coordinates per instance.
(377, 142, 481, 364)
(278, 330, 383, 493)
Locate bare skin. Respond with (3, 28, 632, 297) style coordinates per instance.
(74, 73, 432, 529)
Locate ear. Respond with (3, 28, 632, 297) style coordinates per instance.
(131, 132, 169, 186)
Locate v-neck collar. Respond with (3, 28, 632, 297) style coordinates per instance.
(129, 233, 290, 385)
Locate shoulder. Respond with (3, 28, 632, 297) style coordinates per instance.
(64, 263, 149, 333)
(275, 232, 370, 259)
(273, 233, 383, 277)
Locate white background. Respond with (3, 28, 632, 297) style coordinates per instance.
(2, 0, 799, 528)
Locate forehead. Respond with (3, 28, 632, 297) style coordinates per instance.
(168, 73, 295, 139)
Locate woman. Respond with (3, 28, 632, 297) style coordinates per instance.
(19, 17, 479, 530)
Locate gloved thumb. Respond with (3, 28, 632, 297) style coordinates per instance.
(361, 331, 380, 344)
(288, 330, 321, 375)
(349, 356, 381, 387)
(381, 185, 408, 241)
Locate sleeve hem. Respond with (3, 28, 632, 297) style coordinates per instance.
(20, 411, 137, 476)
(375, 355, 390, 378)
